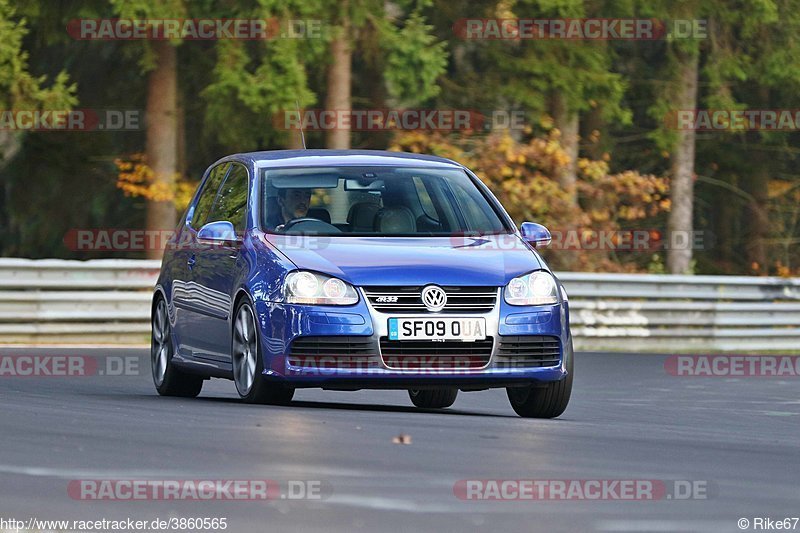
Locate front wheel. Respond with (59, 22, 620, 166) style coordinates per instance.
(151, 298, 204, 398)
(506, 337, 573, 418)
(408, 388, 458, 409)
(232, 300, 294, 405)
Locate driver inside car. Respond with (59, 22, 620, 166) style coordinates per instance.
(280, 188, 312, 222)
(268, 188, 313, 229)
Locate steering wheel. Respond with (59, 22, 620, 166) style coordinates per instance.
(281, 218, 341, 233)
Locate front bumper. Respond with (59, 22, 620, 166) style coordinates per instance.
(254, 288, 570, 389)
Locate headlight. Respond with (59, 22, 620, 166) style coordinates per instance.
(504, 271, 559, 306)
(284, 271, 358, 305)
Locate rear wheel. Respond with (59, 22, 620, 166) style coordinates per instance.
(506, 336, 573, 418)
(232, 300, 294, 405)
(408, 388, 458, 409)
(151, 298, 203, 398)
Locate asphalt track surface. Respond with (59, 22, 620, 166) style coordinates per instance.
(0, 347, 798, 533)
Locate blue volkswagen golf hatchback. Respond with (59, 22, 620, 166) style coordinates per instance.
(152, 150, 573, 418)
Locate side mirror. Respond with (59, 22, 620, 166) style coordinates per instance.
(197, 221, 240, 244)
(520, 222, 551, 247)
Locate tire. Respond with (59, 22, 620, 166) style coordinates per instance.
(506, 336, 573, 418)
(408, 388, 458, 409)
(151, 297, 204, 398)
(232, 299, 294, 405)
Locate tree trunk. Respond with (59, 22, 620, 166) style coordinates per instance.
(0, 131, 19, 255)
(666, 52, 698, 275)
(744, 157, 770, 274)
(145, 41, 178, 259)
(582, 105, 605, 160)
(714, 175, 737, 272)
(325, 17, 352, 150)
(325, 12, 352, 221)
(0, 130, 21, 165)
(176, 86, 186, 182)
(743, 87, 772, 274)
(551, 92, 579, 206)
(551, 93, 580, 270)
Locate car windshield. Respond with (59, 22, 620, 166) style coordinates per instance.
(261, 166, 510, 236)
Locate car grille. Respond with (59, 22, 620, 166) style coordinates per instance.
(379, 337, 493, 369)
(287, 336, 380, 368)
(495, 336, 561, 368)
(363, 286, 497, 313)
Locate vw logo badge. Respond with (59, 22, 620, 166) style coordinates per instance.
(421, 285, 447, 312)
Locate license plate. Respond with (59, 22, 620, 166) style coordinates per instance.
(388, 318, 486, 341)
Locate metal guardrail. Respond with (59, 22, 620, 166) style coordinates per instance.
(0, 259, 160, 344)
(562, 272, 800, 351)
(1, 258, 798, 351)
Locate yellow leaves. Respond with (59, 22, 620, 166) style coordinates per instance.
(578, 158, 610, 181)
(539, 114, 554, 130)
(498, 133, 515, 153)
(116, 154, 155, 199)
(768, 179, 793, 199)
(115, 153, 197, 210)
(775, 262, 793, 278)
(174, 182, 197, 210)
(494, 0, 516, 19)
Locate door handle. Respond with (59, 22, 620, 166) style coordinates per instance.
(187, 255, 196, 270)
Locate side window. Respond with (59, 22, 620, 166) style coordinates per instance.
(413, 177, 439, 221)
(191, 163, 230, 230)
(448, 179, 504, 232)
(423, 177, 459, 230)
(208, 163, 249, 231)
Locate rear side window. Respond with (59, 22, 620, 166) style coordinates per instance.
(448, 178, 500, 231)
(208, 163, 249, 231)
(413, 176, 439, 221)
(190, 163, 230, 230)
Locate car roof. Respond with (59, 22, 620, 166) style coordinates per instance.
(216, 149, 463, 169)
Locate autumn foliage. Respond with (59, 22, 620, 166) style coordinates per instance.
(391, 131, 670, 272)
(115, 154, 196, 210)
